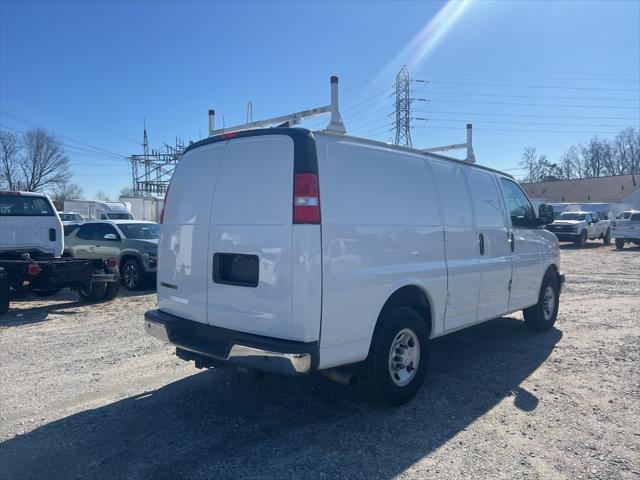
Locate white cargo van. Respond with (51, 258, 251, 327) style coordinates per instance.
(144, 126, 564, 404)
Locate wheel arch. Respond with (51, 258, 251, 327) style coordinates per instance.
(373, 284, 434, 343)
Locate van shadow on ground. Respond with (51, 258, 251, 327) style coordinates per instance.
(0, 317, 561, 480)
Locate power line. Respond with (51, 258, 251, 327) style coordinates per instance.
(0, 89, 142, 145)
(415, 98, 639, 110)
(413, 117, 634, 129)
(424, 79, 639, 93)
(412, 65, 640, 79)
(0, 110, 127, 159)
(415, 89, 639, 102)
(413, 125, 623, 135)
(412, 109, 639, 121)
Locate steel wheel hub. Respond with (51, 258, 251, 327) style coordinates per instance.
(388, 328, 420, 387)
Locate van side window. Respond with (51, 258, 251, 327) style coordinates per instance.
(500, 178, 535, 227)
(466, 169, 506, 228)
(430, 161, 473, 227)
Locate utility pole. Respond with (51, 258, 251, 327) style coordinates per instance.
(394, 66, 412, 147)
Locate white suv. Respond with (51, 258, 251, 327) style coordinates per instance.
(144, 128, 564, 405)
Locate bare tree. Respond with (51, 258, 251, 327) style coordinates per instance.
(3, 128, 71, 192)
(0, 131, 21, 190)
(95, 190, 111, 201)
(50, 181, 84, 204)
(521, 146, 538, 183)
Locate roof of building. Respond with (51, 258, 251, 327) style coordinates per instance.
(522, 174, 640, 203)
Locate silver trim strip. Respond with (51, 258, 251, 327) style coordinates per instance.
(228, 345, 311, 374)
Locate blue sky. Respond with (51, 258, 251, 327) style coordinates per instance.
(1, 0, 638, 199)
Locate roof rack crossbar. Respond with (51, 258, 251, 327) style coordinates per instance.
(208, 76, 346, 137)
(422, 123, 476, 163)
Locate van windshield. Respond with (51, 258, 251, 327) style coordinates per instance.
(118, 223, 159, 239)
(558, 212, 586, 221)
(0, 195, 54, 216)
(106, 213, 133, 220)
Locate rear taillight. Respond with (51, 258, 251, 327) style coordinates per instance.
(293, 173, 320, 224)
(160, 184, 170, 223)
(27, 263, 41, 276)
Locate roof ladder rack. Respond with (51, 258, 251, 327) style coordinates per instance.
(207, 76, 346, 137)
(422, 123, 476, 163)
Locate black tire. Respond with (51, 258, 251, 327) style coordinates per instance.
(33, 289, 62, 297)
(615, 238, 625, 250)
(523, 271, 559, 332)
(103, 282, 120, 300)
(365, 306, 429, 406)
(575, 230, 587, 247)
(0, 268, 9, 315)
(121, 259, 144, 291)
(603, 228, 611, 245)
(77, 276, 107, 302)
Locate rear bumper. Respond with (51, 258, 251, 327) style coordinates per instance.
(552, 233, 579, 242)
(144, 309, 317, 375)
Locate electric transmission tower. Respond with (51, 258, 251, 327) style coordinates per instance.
(394, 66, 412, 147)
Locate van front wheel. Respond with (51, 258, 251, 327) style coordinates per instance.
(523, 272, 559, 332)
(366, 306, 429, 406)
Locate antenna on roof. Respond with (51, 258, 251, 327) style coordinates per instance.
(422, 123, 476, 163)
(207, 76, 346, 137)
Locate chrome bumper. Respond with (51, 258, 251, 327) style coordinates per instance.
(144, 310, 315, 375)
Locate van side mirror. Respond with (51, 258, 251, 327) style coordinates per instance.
(103, 233, 118, 241)
(538, 204, 554, 225)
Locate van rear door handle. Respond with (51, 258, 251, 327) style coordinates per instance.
(479, 233, 485, 256)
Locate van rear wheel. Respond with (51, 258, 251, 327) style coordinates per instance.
(365, 306, 429, 406)
(523, 272, 559, 332)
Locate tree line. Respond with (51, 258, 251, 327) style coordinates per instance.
(0, 128, 86, 203)
(520, 127, 640, 183)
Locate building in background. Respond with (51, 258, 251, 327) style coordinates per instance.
(522, 174, 640, 216)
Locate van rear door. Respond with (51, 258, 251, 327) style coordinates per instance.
(157, 142, 226, 324)
(206, 134, 301, 340)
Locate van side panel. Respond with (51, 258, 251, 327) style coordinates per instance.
(465, 168, 512, 321)
(291, 225, 322, 342)
(157, 142, 226, 324)
(430, 160, 482, 332)
(207, 136, 301, 340)
(317, 137, 447, 369)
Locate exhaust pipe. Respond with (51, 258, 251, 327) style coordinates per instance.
(320, 369, 357, 387)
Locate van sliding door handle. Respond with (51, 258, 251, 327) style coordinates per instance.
(479, 233, 485, 256)
(509, 232, 515, 252)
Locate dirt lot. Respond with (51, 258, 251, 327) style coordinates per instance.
(0, 242, 638, 479)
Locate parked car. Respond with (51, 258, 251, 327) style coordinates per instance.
(143, 127, 564, 406)
(58, 211, 84, 224)
(613, 211, 640, 250)
(545, 211, 611, 246)
(1, 191, 119, 315)
(64, 220, 158, 290)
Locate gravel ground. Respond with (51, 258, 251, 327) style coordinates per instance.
(0, 243, 639, 479)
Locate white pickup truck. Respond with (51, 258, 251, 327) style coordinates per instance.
(545, 211, 611, 246)
(613, 211, 640, 250)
